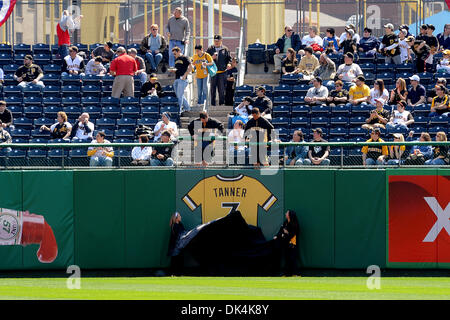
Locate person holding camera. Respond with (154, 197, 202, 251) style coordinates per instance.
(207, 35, 232, 106)
(362, 98, 390, 130)
(71, 112, 95, 142)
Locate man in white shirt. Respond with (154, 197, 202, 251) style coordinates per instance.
(88, 131, 114, 167)
(302, 26, 323, 48)
(339, 24, 360, 45)
(304, 77, 329, 105)
(131, 134, 152, 165)
(71, 112, 95, 142)
(335, 52, 363, 85)
(62, 46, 85, 76)
(153, 112, 179, 141)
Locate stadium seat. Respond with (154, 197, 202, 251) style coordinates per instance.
(62, 85, 82, 98)
(0, 53, 13, 65)
(82, 105, 102, 119)
(101, 96, 120, 107)
(120, 96, 140, 106)
(141, 95, 160, 107)
(310, 116, 329, 127)
(413, 104, 430, 116)
(141, 106, 160, 118)
(114, 129, 135, 139)
(81, 74, 103, 85)
(33, 43, 51, 54)
(246, 43, 266, 65)
(81, 85, 101, 97)
(13, 117, 33, 129)
(63, 106, 82, 119)
(137, 117, 158, 127)
(4, 96, 23, 106)
(14, 53, 28, 65)
(10, 128, 31, 138)
(429, 115, 449, 126)
(330, 104, 351, 115)
(81, 96, 100, 106)
(117, 118, 137, 129)
(3, 64, 19, 74)
(274, 96, 291, 105)
(33, 53, 52, 65)
(291, 116, 310, 127)
(13, 43, 32, 55)
(9, 105, 23, 118)
(273, 105, 290, 117)
(43, 64, 62, 74)
(3, 85, 23, 97)
(23, 106, 43, 119)
(23, 96, 43, 105)
(330, 116, 349, 127)
(33, 117, 54, 128)
(160, 105, 178, 114)
(273, 84, 292, 96)
(96, 118, 116, 130)
(311, 105, 330, 114)
(102, 106, 121, 119)
(292, 84, 310, 97)
(160, 96, 178, 106)
(291, 104, 310, 116)
(280, 74, 300, 85)
(0, 43, 12, 54)
(122, 106, 140, 119)
(271, 117, 290, 128)
(61, 74, 82, 86)
(349, 116, 366, 126)
(42, 74, 61, 86)
(43, 85, 62, 97)
(62, 96, 81, 106)
(30, 128, 51, 139)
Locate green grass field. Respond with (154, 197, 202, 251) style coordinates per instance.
(1, 277, 450, 300)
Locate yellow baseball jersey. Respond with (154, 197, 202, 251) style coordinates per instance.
(182, 174, 277, 226)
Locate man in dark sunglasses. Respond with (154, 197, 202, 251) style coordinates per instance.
(273, 25, 302, 74)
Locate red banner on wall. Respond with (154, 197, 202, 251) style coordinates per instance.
(0, 0, 16, 28)
(388, 175, 450, 264)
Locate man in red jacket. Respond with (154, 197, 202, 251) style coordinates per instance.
(110, 47, 138, 98)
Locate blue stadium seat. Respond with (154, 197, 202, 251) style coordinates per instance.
(9, 105, 23, 118)
(0, 53, 13, 65)
(13, 117, 33, 129)
(330, 116, 349, 126)
(63, 106, 82, 119)
(363, 72, 375, 85)
(10, 128, 31, 138)
(81, 85, 101, 97)
(292, 84, 311, 97)
(162, 85, 176, 97)
(33, 43, 51, 54)
(33, 117, 54, 128)
(117, 118, 137, 129)
(82, 105, 102, 119)
(360, 62, 376, 73)
(14, 53, 27, 65)
(4, 96, 23, 106)
(33, 53, 52, 65)
(412, 104, 430, 116)
(23, 106, 43, 119)
(273, 84, 292, 96)
(413, 116, 429, 126)
(141, 106, 160, 118)
(290, 116, 310, 127)
(395, 63, 414, 73)
(114, 129, 135, 139)
(122, 106, 140, 119)
(160, 105, 178, 114)
(160, 96, 178, 106)
(416, 72, 433, 84)
(29, 137, 50, 144)
(280, 74, 300, 85)
(349, 116, 366, 126)
(120, 96, 139, 106)
(81, 74, 103, 85)
(349, 127, 366, 137)
(246, 43, 266, 65)
(73, 43, 89, 53)
(351, 104, 372, 114)
(273, 105, 290, 117)
(13, 44, 31, 54)
(23, 96, 43, 105)
(43, 64, 61, 74)
(62, 96, 81, 106)
(376, 63, 396, 73)
(62, 85, 82, 98)
(42, 96, 62, 106)
(274, 96, 291, 105)
(102, 106, 121, 119)
(329, 127, 349, 137)
(43, 85, 62, 97)
(3, 64, 19, 74)
(30, 128, 51, 139)
(101, 96, 120, 106)
(3, 85, 23, 97)
(377, 72, 396, 85)
(61, 73, 82, 85)
(234, 85, 253, 96)
(3, 74, 16, 86)
(428, 126, 447, 135)
(271, 117, 290, 128)
(102, 85, 113, 96)
(42, 74, 61, 86)
(291, 104, 309, 116)
(0, 44, 12, 54)
(310, 116, 329, 127)
(96, 118, 116, 130)
(141, 95, 160, 106)
(101, 74, 115, 86)
(81, 96, 100, 106)
(311, 105, 330, 114)
(429, 115, 449, 126)
(137, 117, 158, 127)
(330, 104, 351, 115)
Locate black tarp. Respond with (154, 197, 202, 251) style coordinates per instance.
(174, 210, 280, 276)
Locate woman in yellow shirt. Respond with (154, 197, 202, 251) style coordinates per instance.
(192, 44, 214, 106)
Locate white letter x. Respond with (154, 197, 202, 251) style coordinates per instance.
(423, 197, 450, 242)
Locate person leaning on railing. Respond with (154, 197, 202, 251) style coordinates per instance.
(425, 131, 449, 166)
(383, 133, 408, 165)
(361, 127, 389, 166)
(131, 134, 152, 166)
(150, 131, 175, 167)
(87, 131, 114, 167)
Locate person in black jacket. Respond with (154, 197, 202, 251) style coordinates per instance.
(150, 131, 175, 166)
(273, 25, 302, 74)
(252, 86, 273, 120)
(206, 35, 232, 106)
(188, 111, 224, 166)
(273, 209, 300, 276)
(168, 211, 186, 276)
(244, 107, 274, 167)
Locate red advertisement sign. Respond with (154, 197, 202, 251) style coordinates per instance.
(388, 175, 450, 264)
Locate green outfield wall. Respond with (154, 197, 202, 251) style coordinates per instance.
(0, 168, 448, 270)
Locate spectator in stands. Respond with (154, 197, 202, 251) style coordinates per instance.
(304, 77, 328, 105)
(0, 120, 11, 145)
(339, 24, 360, 45)
(322, 28, 339, 54)
(140, 73, 162, 98)
(398, 29, 412, 63)
(404, 131, 433, 165)
(303, 128, 330, 166)
(335, 52, 363, 85)
(389, 78, 408, 106)
(56, 10, 82, 60)
(285, 130, 308, 166)
(361, 128, 389, 166)
(62, 46, 85, 76)
(405, 36, 431, 73)
(346, 75, 370, 107)
(398, 24, 412, 37)
(0, 101, 13, 131)
(153, 112, 179, 142)
(362, 98, 390, 130)
(233, 96, 253, 125)
(327, 80, 349, 106)
(428, 85, 449, 117)
(40, 111, 72, 140)
(140, 24, 167, 73)
(91, 42, 115, 65)
(88, 131, 114, 167)
(169, 46, 192, 114)
(425, 131, 449, 165)
(207, 35, 232, 106)
(301, 26, 323, 50)
(151, 131, 174, 166)
(273, 25, 302, 74)
(227, 119, 248, 165)
(225, 57, 238, 106)
(296, 46, 319, 80)
(110, 47, 138, 99)
(131, 134, 152, 166)
(425, 24, 439, 56)
(379, 23, 402, 65)
(70, 112, 94, 142)
(281, 48, 299, 75)
(384, 133, 407, 165)
(386, 100, 414, 131)
(407, 75, 426, 107)
(369, 79, 389, 106)
(437, 24, 450, 50)
(427, 78, 448, 102)
(313, 53, 336, 90)
(127, 48, 147, 85)
(339, 29, 357, 55)
(166, 7, 191, 69)
(14, 55, 45, 89)
(85, 56, 107, 76)
(0, 67, 3, 87)
(252, 86, 273, 120)
(192, 44, 214, 106)
(358, 27, 379, 56)
(244, 107, 274, 167)
(188, 111, 224, 166)
(436, 49, 450, 74)
(416, 24, 429, 42)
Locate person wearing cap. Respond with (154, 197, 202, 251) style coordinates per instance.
(406, 36, 432, 73)
(14, 55, 45, 89)
(140, 73, 162, 97)
(88, 131, 114, 167)
(358, 28, 380, 56)
(428, 85, 449, 118)
(379, 23, 402, 65)
(404, 131, 433, 166)
(386, 100, 414, 132)
(346, 75, 370, 107)
(0, 100, 14, 131)
(305, 77, 329, 105)
(166, 7, 191, 68)
(335, 52, 363, 85)
(425, 131, 449, 166)
(170, 46, 192, 114)
(252, 86, 273, 120)
(436, 50, 450, 74)
(339, 24, 360, 45)
(362, 97, 390, 130)
(301, 26, 323, 48)
(322, 28, 339, 53)
(192, 44, 214, 106)
(313, 53, 336, 91)
(296, 46, 319, 80)
(369, 79, 389, 107)
(273, 25, 302, 74)
(284, 130, 308, 166)
(303, 128, 330, 166)
(327, 80, 349, 107)
(131, 134, 152, 166)
(339, 29, 357, 55)
(153, 112, 179, 142)
(233, 96, 253, 126)
(383, 133, 407, 165)
(407, 75, 426, 107)
(361, 128, 389, 166)
(91, 42, 115, 65)
(427, 78, 448, 103)
(437, 24, 450, 50)
(225, 57, 239, 106)
(140, 23, 167, 73)
(127, 48, 147, 84)
(61, 46, 85, 76)
(244, 107, 274, 167)
(398, 24, 412, 38)
(398, 29, 412, 63)
(85, 56, 106, 76)
(207, 35, 232, 106)
(110, 46, 138, 98)
(151, 131, 175, 166)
